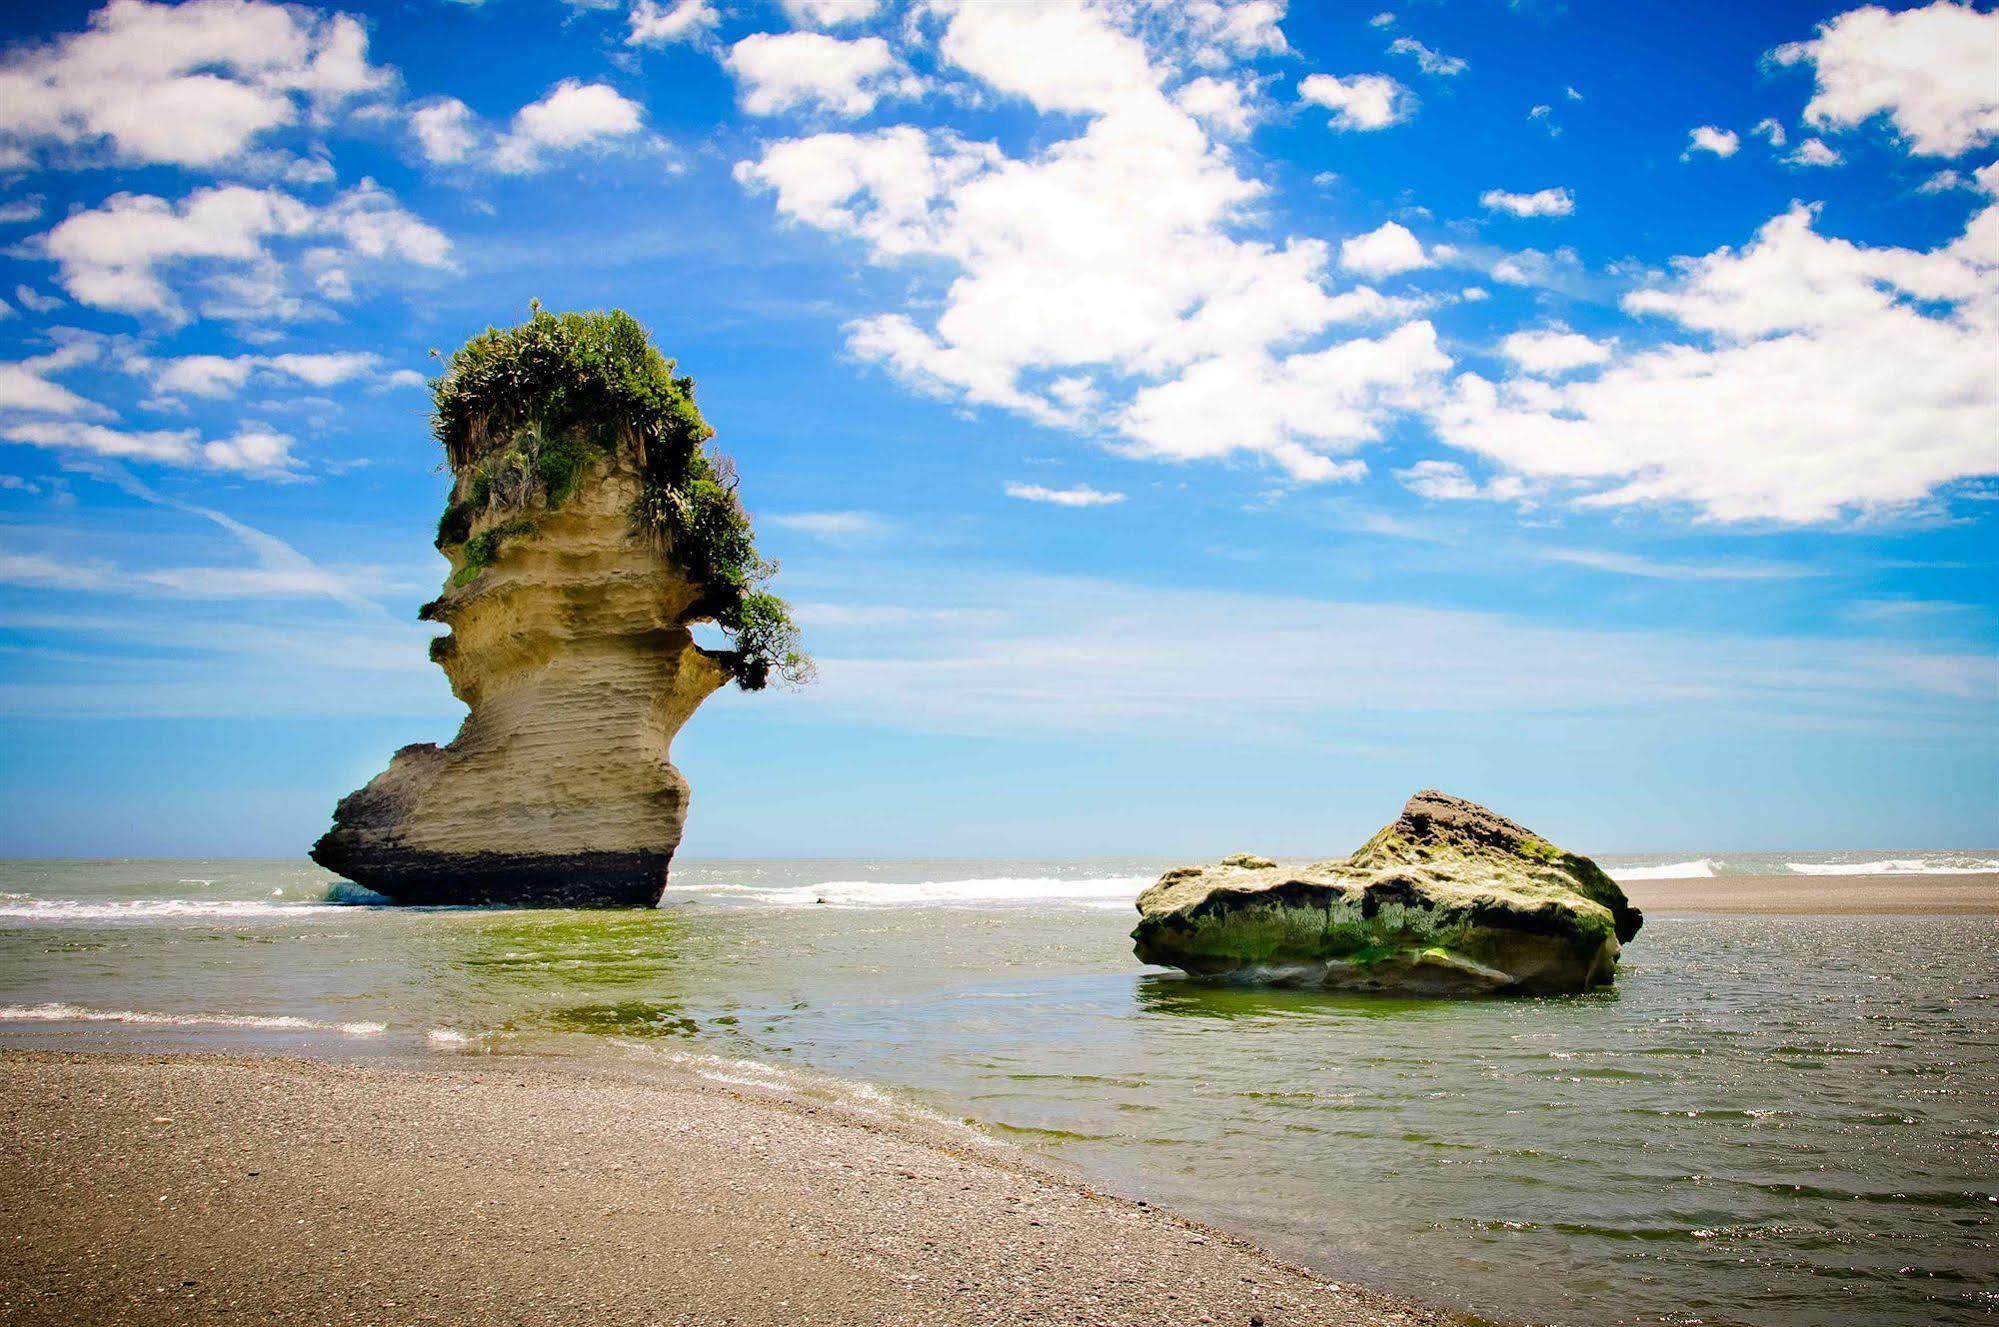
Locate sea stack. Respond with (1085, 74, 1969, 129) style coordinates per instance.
(311, 307, 808, 906)
(1132, 791, 1643, 995)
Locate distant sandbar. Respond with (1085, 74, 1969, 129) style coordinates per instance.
(1621, 872, 1999, 916)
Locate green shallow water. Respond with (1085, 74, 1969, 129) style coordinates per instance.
(0, 857, 1995, 1327)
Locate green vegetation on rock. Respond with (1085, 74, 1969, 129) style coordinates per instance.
(428, 303, 810, 691)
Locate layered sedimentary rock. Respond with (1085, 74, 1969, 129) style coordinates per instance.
(1132, 791, 1643, 995)
(312, 309, 804, 907)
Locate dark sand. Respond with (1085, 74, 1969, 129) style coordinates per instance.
(0, 1051, 1479, 1327)
(1621, 871, 1999, 916)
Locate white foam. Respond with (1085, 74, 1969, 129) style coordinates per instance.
(1609, 859, 1717, 881)
(0, 898, 356, 922)
(0, 1002, 384, 1035)
(1784, 858, 1999, 876)
(427, 1027, 470, 1046)
(674, 875, 1152, 910)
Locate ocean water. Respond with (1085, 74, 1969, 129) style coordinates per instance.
(1, 855, 1995, 1327)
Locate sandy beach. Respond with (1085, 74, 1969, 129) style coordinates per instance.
(1621, 871, 1999, 916)
(0, 1050, 1480, 1327)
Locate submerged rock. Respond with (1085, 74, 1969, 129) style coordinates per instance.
(1132, 791, 1643, 995)
(311, 309, 808, 907)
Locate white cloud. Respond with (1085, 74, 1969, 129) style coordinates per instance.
(780, 0, 881, 26)
(626, 0, 719, 47)
(140, 350, 386, 400)
(1683, 125, 1739, 158)
(1537, 548, 1818, 581)
(1772, 1, 1999, 157)
(1395, 458, 1480, 500)
(1480, 186, 1574, 218)
(0, 196, 45, 224)
(1386, 37, 1465, 77)
(726, 33, 915, 118)
(1918, 168, 1971, 193)
(0, 419, 303, 478)
(768, 509, 884, 538)
(1299, 72, 1414, 131)
(1785, 137, 1843, 167)
(411, 98, 478, 165)
(1173, 76, 1256, 138)
(13, 285, 63, 313)
(1499, 327, 1610, 375)
(36, 181, 448, 324)
(1527, 103, 1558, 136)
(0, 0, 387, 169)
(1368, 11, 1395, 28)
(1430, 201, 1999, 522)
(1752, 117, 1787, 147)
(0, 340, 103, 416)
(1004, 482, 1126, 507)
(1339, 221, 1427, 276)
(493, 81, 646, 173)
(738, 2, 1445, 486)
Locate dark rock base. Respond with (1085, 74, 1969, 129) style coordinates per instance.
(308, 839, 672, 908)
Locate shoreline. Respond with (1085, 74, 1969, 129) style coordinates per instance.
(0, 1049, 1488, 1327)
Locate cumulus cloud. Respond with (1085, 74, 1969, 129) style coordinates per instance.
(410, 98, 478, 165)
(1431, 200, 1999, 522)
(726, 33, 916, 117)
(1753, 117, 1787, 147)
(1480, 187, 1574, 218)
(0, 0, 388, 169)
(134, 349, 393, 401)
(0, 419, 302, 477)
(780, 0, 881, 27)
(1772, 1, 1999, 157)
(1386, 37, 1465, 77)
(1338, 221, 1427, 276)
(626, 0, 718, 47)
(35, 180, 448, 324)
(1498, 327, 1611, 375)
(1785, 137, 1843, 167)
(0, 340, 104, 416)
(1299, 72, 1414, 131)
(738, 2, 1446, 484)
(1173, 76, 1257, 138)
(1683, 125, 1739, 158)
(492, 80, 646, 173)
(1004, 482, 1126, 507)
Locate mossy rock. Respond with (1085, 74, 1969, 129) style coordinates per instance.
(1132, 790, 1643, 996)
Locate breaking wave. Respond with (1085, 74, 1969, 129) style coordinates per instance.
(0, 898, 360, 922)
(1785, 857, 1999, 877)
(1608, 859, 1717, 882)
(0, 1002, 384, 1035)
(670, 875, 1152, 910)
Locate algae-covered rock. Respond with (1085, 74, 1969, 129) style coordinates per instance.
(311, 308, 807, 907)
(1132, 791, 1643, 995)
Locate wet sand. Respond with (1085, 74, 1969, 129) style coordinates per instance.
(1621, 871, 1999, 916)
(0, 1050, 1480, 1327)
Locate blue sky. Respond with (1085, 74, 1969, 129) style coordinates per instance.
(0, 0, 1993, 857)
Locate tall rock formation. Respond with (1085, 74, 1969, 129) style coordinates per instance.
(311, 308, 807, 906)
(1132, 791, 1643, 995)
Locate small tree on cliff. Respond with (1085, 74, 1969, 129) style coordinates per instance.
(429, 304, 812, 691)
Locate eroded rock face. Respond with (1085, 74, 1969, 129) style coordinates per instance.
(312, 446, 727, 906)
(1132, 791, 1643, 995)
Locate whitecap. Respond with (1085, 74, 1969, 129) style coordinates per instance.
(1784, 858, 1999, 876)
(677, 875, 1153, 910)
(0, 898, 357, 922)
(1609, 859, 1717, 882)
(0, 1002, 384, 1035)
